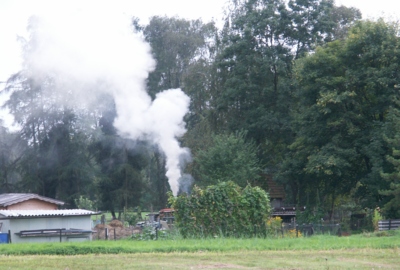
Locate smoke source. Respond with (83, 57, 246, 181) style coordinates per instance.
(178, 174, 194, 195)
(19, 5, 190, 195)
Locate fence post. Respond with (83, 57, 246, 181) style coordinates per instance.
(8, 230, 11, 243)
(114, 228, 116, 240)
(155, 227, 158, 240)
(296, 224, 298, 238)
(59, 229, 62, 242)
(105, 228, 108, 240)
(389, 219, 392, 230)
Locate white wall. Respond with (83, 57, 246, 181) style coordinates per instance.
(8, 215, 93, 243)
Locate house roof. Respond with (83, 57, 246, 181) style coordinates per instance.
(0, 209, 98, 219)
(0, 193, 65, 207)
(265, 175, 286, 199)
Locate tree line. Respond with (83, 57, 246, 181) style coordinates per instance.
(1, 0, 399, 219)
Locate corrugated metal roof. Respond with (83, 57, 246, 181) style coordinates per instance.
(0, 193, 65, 207)
(0, 209, 98, 218)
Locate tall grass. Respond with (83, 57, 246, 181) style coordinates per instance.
(0, 230, 399, 256)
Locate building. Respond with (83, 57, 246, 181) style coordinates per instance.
(0, 193, 64, 210)
(265, 176, 298, 222)
(0, 209, 97, 243)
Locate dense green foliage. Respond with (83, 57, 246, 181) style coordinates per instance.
(1, 0, 400, 220)
(195, 132, 262, 187)
(280, 19, 400, 218)
(170, 181, 271, 238)
(381, 105, 400, 217)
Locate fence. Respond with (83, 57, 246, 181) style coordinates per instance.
(93, 226, 141, 240)
(281, 223, 341, 237)
(378, 220, 400, 231)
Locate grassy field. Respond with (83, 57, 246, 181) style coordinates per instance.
(1, 249, 399, 269)
(0, 231, 399, 269)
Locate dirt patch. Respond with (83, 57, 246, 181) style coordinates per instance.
(94, 223, 141, 240)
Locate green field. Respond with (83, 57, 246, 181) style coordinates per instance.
(0, 231, 399, 269)
(1, 249, 399, 269)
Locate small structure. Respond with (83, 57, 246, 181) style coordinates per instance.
(159, 208, 174, 225)
(146, 212, 159, 223)
(264, 176, 302, 222)
(0, 193, 64, 210)
(265, 176, 286, 209)
(0, 209, 98, 243)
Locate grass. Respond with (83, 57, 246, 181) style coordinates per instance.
(0, 230, 399, 255)
(0, 231, 399, 269)
(0, 249, 399, 269)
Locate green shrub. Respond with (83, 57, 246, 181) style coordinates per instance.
(372, 208, 383, 231)
(74, 196, 95, 210)
(266, 217, 283, 237)
(131, 227, 180, 241)
(169, 181, 271, 238)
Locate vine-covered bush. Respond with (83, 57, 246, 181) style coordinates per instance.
(169, 181, 271, 238)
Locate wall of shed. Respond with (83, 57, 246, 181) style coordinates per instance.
(0, 219, 10, 233)
(7, 216, 92, 243)
(6, 199, 58, 210)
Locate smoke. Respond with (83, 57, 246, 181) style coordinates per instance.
(178, 174, 194, 195)
(18, 6, 190, 195)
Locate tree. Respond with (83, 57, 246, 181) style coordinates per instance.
(143, 147, 170, 210)
(282, 20, 400, 214)
(210, 0, 361, 171)
(134, 16, 216, 98)
(4, 73, 97, 205)
(0, 124, 23, 193)
(134, 16, 219, 202)
(2, 18, 107, 205)
(328, 5, 362, 40)
(92, 104, 148, 217)
(380, 105, 400, 218)
(195, 132, 262, 187)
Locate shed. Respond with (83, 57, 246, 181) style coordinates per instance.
(265, 175, 286, 208)
(0, 209, 97, 243)
(0, 193, 64, 210)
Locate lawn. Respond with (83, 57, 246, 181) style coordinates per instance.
(1, 249, 399, 269)
(0, 231, 399, 269)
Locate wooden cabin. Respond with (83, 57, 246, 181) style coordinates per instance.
(0, 193, 64, 210)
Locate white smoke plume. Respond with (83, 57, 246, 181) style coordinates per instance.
(19, 6, 190, 195)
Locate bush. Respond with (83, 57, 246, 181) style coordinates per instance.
(131, 227, 179, 241)
(266, 217, 282, 237)
(74, 196, 95, 210)
(169, 181, 271, 238)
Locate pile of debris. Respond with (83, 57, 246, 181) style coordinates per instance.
(94, 220, 142, 240)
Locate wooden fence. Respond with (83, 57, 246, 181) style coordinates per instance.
(378, 219, 400, 231)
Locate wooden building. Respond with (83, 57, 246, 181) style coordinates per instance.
(265, 176, 298, 221)
(0, 193, 64, 210)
